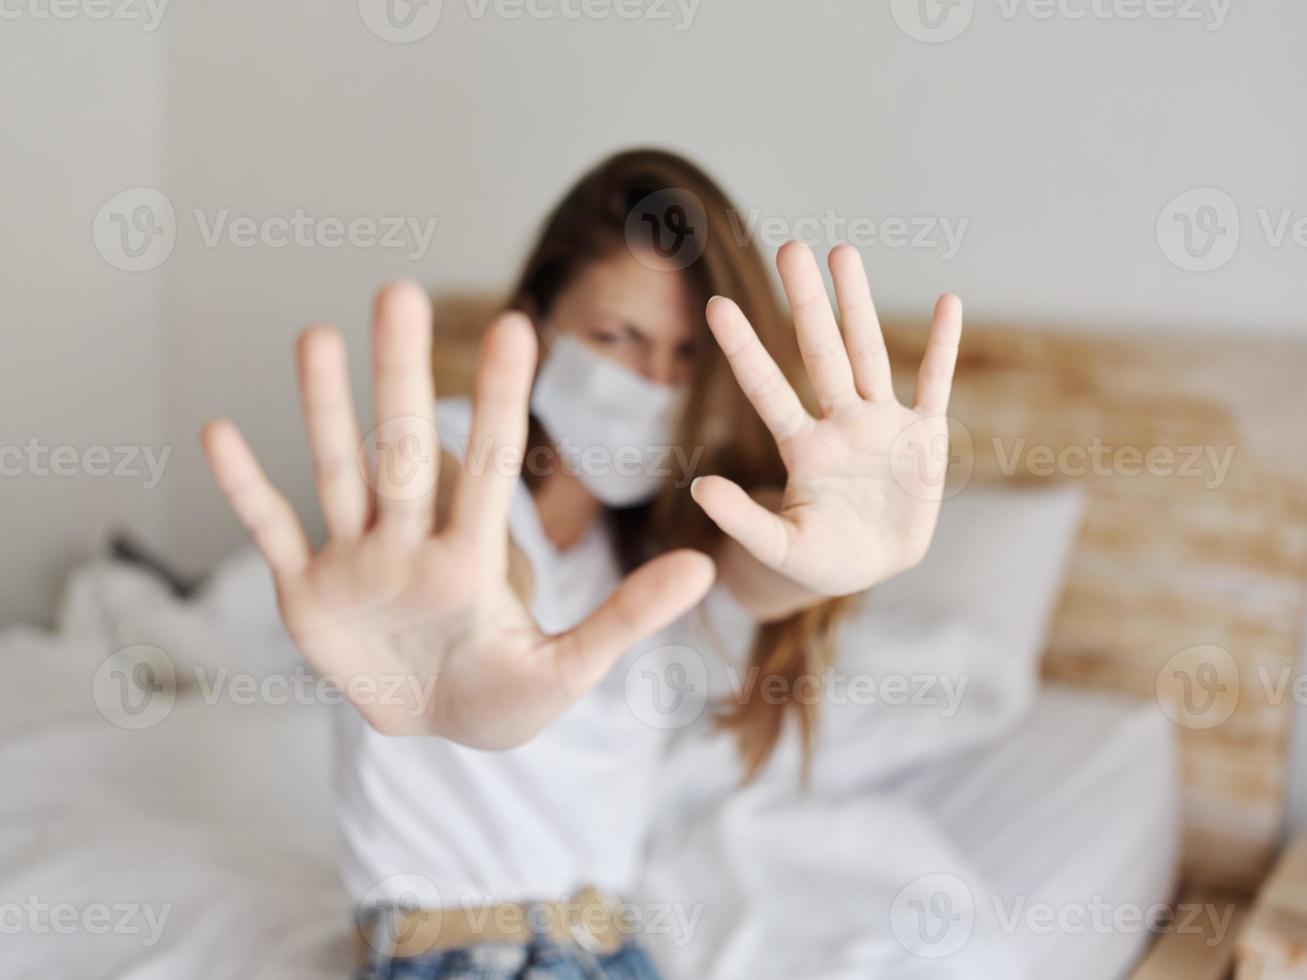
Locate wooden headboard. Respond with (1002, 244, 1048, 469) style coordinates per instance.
(429, 292, 1307, 895)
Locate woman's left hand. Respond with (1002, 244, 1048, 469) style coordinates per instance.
(691, 241, 963, 597)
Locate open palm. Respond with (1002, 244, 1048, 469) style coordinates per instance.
(202, 283, 713, 748)
(691, 242, 963, 597)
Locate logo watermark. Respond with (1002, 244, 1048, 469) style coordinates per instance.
(359, 0, 699, 42)
(94, 188, 440, 272)
(92, 646, 441, 730)
(994, 436, 1235, 489)
(1157, 188, 1240, 272)
(1156, 646, 1307, 731)
(892, 0, 1230, 43)
(358, 875, 702, 953)
(888, 418, 1234, 503)
(891, 874, 1235, 957)
(0, 0, 171, 30)
(890, 873, 976, 957)
(1158, 188, 1307, 273)
(0, 439, 171, 488)
(92, 645, 177, 730)
(727, 209, 971, 260)
(1156, 645, 1239, 730)
(0, 897, 172, 947)
(359, 415, 706, 502)
(93, 187, 176, 273)
(624, 188, 709, 271)
(358, 0, 444, 41)
(889, 416, 974, 503)
(623, 189, 972, 266)
(623, 644, 972, 731)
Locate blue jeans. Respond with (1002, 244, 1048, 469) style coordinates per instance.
(355, 910, 664, 980)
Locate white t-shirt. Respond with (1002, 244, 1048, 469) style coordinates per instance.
(333, 398, 702, 907)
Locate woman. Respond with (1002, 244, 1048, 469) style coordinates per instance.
(201, 149, 962, 979)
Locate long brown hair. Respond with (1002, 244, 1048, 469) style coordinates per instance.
(507, 148, 847, 781)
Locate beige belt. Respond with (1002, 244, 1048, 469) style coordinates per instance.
(357, 886, 627, 963)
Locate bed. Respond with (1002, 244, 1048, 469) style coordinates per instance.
(0, 650, 1176, 979)
(896, 687, 1179, 980)
(3, 300, 1304, 978)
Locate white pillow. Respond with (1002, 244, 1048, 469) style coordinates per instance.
(864, 482, 1087, 670)
(662, 482, 1088, 796)
(815, 482, 1089, 784)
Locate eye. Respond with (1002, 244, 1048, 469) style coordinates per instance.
(675, 341, 699, 361)
(588, 328, 624, 346)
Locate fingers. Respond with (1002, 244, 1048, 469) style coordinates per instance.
(450, 312, 538, 552)
(705, 295, 811, 445)
(914, 294, 964, 415)
(370, 281, 439, 537)
(828, 245, 895, 404)
(777, 241, 858, 413)
(551, 549, 715, 698)
(201, 420, 310, 584)
(297, 324, 368, 540)
(690, 475, 792, 572)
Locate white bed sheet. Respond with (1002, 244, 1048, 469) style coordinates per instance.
(890, 684, 1181, 980)
(0, 622, 1176, 980)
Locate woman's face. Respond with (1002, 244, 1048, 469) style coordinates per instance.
(541, 248, 700, 387)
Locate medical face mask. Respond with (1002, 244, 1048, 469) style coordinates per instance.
(530, 333, 687, 507)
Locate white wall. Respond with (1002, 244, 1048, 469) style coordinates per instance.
(151, 0, 1307, 570)
(0, 14, 167, 625)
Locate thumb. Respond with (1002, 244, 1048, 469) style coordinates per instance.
(551, 549, 715, 699)
(690, 475, 791, 572)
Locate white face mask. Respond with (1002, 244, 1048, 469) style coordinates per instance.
(530, 333, 687, 507)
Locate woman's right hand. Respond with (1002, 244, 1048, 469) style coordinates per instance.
(201, 282, 714, 749)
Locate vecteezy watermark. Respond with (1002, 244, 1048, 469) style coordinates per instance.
(358, 414, 706, 503)
(891, 874, 1236, 957)
(1156, 188, 1240, 272)
(358, 0, 699, 42)
(193, 209, 438, 261)
(358, 0, 444, 41)
(879, 420, 1232, 504)
(726, 209, 971, 260)
(891, 0, 975, 44)
(92, 645, 177, 730)
(465, 0, 700, 29)
(92, 646, 441, 730)
(624, 645, 712, 731)
(0, 439, 171, 488)
(511, 437, 703, 490)
(994, 0, 1230, 30)
(190, 664, 439, 717)
(623, 644, 972, 731)
(624, 188, 709, 272)
(468, 436, 704, 491)
(890, 416, 976, 503)
(991, 897, 1234, 946)
(0, 897, 172, 947)
(1158, 187, 1307, 273)
(623, 188, 971, 266)
(993, 437, 1236, 489)
(1155, 644, 1239, 730)
(358, 875, 703, 953)
(359, 417, 441, 503)
(1157, 647, 1307, 731)
(0, 0, 171, 31)
(891, 0, 1229, 43)
(890, 873, 976, 958)
(93, 187, 439, 272)
(92, 187, 177, 273)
